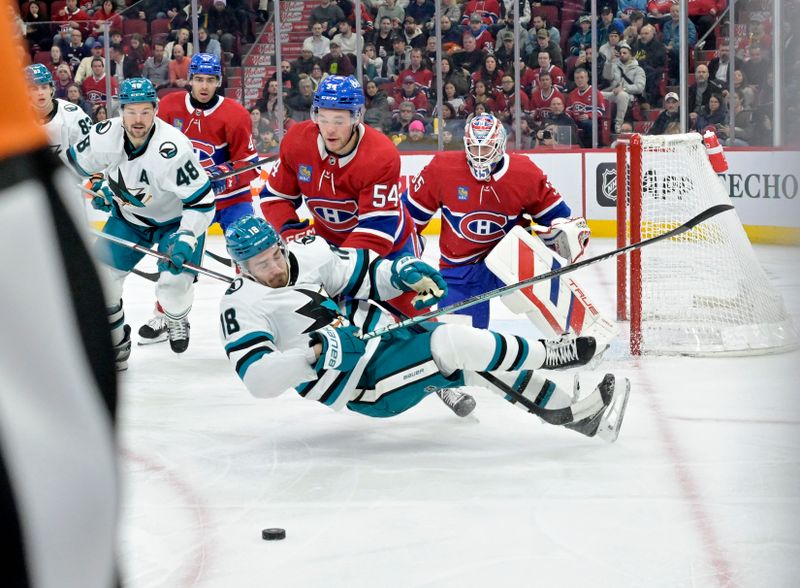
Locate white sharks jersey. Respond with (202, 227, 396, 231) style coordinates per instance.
(219, 236, 403, 407)
(66, 117, 214, 238)
(44, 99, 92, 164)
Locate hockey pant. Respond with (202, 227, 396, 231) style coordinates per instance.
(94, 214, 205, 344)
(343, 322, 573, 418)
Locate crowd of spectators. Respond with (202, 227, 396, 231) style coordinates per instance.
(18, 0, 259, 121)
(17, 0, 799, 146)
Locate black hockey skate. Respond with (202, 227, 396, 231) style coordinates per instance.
(539, 335, 597, 370)
(433, 387, 477, 417)
(138, 313, 167, 345)
(113, 325, 132, 371)
(166, 317, 190, 354)
(565, 374, 630, 442)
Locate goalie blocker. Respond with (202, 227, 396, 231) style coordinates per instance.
(485, 223, 619, 348)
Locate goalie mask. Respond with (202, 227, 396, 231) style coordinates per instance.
(463, 114, 507, 181)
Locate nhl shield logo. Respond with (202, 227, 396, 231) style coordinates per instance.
(298, 164, 312, 183)
(595, 163, 618, 207)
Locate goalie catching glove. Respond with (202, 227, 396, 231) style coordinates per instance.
(309, 324, 366, 372)
(390, 257, 448, 310)
(532, 217, 590, 263)
(158, 230, 197, 275)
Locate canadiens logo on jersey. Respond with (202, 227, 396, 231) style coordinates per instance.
(453, 210, 510, 244)
(308, 198, 358, 232)
(190, 139, 218, 168)
(298, 164, 312, 183)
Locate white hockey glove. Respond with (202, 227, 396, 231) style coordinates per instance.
(390, 256, 448, 310)
(309, 325, 366, 372)
(532, 217, 591, 263)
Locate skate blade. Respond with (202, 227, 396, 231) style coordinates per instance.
(138, 333, 168, 346)
(596, 377, 631, 443)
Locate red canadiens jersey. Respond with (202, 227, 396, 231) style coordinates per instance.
(529, 87, 566, 117)
(261, 120, 414, 256)
(158, 91, 259, 207)
(405, 151, 570, 267)
(566, 86, 608, 120)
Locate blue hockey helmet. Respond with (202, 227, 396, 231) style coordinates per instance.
(225, 215, 286, 267)
(189, 53, 222, 79)
(119, 77, 158, 106)
(312, 75, 364, 116)
(25, 63, 53, 86)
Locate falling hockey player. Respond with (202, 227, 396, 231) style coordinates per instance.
(66, 77, 215, 368)
(259, 74, 477, 417)
(404, 113, 618, 347)
(218, 215, 630, 442)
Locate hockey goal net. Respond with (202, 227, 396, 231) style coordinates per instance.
(615, 133, 798, 356)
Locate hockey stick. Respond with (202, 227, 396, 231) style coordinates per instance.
(478, 372, 604, 425)
(205, 249, 235, 267)
(363, 204, 735, 340)
(208, 155, 278, 181)
(131, 268, 159, 282)
(90, 230, 235, 283)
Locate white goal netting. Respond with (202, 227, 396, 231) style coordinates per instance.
(626, 133, 797, 355)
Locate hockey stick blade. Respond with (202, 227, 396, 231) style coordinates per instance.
(364, 204, 735, 339)
(205, 249, 234, 267)
(90, 230, 234, 284)
(131, 268, 159, 282)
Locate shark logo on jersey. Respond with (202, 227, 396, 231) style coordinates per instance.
(95, 120, 112, 135)
(296, 289, 343, 333)
(64, 104, 78, 112)
(298, 165, 312, 183)
(108, 170, 148, 207)
(159, 141, 178, 159)
(457, 186, 469, 201)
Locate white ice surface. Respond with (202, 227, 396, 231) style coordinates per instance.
(117, 236, 800, 588)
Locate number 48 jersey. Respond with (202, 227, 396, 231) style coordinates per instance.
(260, 120, 414, 256)
(66, 117, 214, 233)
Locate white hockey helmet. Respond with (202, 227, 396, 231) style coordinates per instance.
(463, 113, 507, 181)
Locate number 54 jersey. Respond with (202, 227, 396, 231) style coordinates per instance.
(67, 117, 214, 229)
(260, 120, 414, 256)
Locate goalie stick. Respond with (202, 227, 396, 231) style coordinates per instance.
(90, 230, 235, 283)
(363, 204, 735, 340)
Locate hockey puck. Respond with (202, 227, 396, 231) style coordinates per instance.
(262, 528, 286, 541)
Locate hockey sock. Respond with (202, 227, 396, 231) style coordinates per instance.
(430, 324, 547, 376)
(464, 371, 576, 411)
(107, 300, 126, 346)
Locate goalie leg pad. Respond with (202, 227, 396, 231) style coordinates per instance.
(485, 226, 619, 346)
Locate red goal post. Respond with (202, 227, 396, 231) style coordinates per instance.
(615, 133, 798, 356)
